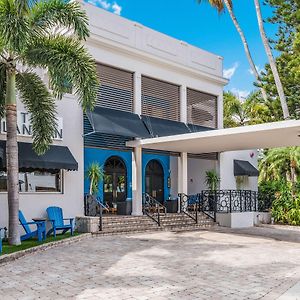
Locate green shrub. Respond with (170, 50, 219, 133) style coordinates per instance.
(271, 184, 300, 225)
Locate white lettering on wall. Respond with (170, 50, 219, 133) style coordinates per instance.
(0, 111, 63, 140)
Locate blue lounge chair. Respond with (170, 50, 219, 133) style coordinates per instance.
(46, 206, 74, 237)
(19, 211, 46, 242)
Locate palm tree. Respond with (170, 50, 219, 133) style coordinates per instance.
(223, 91, 271, 128)
(253, 0, 290, 119)
(196, 0, 268, 102)
(259, 147, 300, 184)
(86, 162, 104, 195)
(0, 0, 99, 245)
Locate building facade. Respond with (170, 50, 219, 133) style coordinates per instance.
(0, 3, 259, 229)
(82, 3, 258, 216)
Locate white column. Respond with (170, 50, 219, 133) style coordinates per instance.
(132, 146, 143, 216)
(178, 85, 188, 211)
(177, 152, 188, 212)
(133, 72, 142, 115)
(180, 85, 187, 123)
(217, 91, 223, 129)
(132, 72, 143, 216)
(180, 152, 188, 195)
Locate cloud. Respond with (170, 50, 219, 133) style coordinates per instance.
(231, 88, 250, 100)
(85, 0, 122, 15)
(223, 62, 239, 79)
(112, 2, 122, 15)
(248, 65, 263, 75)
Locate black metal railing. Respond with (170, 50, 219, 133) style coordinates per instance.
(143, 193, 166, 226)
(84, 195, 108, 231)
(178, 193, 199, 223)
(199, 190, 259, 221)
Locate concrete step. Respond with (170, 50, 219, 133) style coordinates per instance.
(93, 223, 216, 236)
(94, 212, 215, 235)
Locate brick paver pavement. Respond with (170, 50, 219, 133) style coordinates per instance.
(1, 228, 300, 300)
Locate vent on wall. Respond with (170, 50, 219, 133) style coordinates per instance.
(187, 88, 217, 128)
(142, 76, 180, 122)
(96, 64, 134, 113)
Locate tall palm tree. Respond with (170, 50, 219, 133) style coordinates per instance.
(253, 0, 290, 119)
(196, 0, 268, 102)
(259, 147, 300, 184)
(0, 0, 99, 245)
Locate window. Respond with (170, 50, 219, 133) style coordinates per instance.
(187, 88, 218, 128)
(96, 64, 134, 112)
(0, 170, 62, 193)
(142, 76, 180, 121)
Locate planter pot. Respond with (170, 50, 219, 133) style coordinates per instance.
(117, 201, 132, 215)
(166, 200, 178, 213)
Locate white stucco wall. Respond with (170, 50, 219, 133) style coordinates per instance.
(219, 150, 258, 191)
(217, 212, 255, 228)
(170, 156, 217, 197)
(0, 94, 84, 229)
(188, 158, 216, 194)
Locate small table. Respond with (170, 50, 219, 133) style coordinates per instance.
(32, 218, 47, 222)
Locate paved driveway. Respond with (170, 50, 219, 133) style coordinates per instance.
(1, 227, 300, 300)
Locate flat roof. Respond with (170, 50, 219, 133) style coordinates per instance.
(127, 120, 300, 153)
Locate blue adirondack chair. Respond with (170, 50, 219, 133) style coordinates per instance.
(19, 211, 46, 242)
(0, 227, 5, 254)
(46, 206, 74, 237)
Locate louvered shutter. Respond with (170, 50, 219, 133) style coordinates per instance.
(187, 88, 218, 128)
(96, 64, 134, 112)
(142, 76, 180, 121)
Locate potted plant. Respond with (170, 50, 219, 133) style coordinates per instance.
(205, 170, 220, 191)
(85, 163, 104, 216)
(205, 170, 220, 211)
(86, 162, 104, 196)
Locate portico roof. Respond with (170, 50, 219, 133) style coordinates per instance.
(126, 120, 300, 153)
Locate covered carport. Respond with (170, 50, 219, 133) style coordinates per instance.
(127, 120, 300, 216)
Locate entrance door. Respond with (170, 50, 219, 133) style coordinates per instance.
(104, 157, 127, 207)
(145, 160, 164, 204)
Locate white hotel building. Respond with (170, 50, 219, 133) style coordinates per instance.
(0, 3, 299, 231)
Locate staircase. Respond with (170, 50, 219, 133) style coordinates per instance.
(93, 212, 215, 235)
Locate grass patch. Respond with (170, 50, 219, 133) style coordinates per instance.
(1, 232, 80, 255)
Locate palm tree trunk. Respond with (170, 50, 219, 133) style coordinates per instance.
(6, 66, 20, 246)
(253, 0, 290, 119)
(223, 0, 268, 102)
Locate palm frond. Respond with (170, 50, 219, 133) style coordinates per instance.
(196, 0, 232, 13)
(0, 62, 6, 118)
(24, 35, 99, 111)
(16, 71, 57, 155)
(30, 0, 89, 40)
(0, 0, 31, 53)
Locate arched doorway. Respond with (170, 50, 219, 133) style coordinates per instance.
(103, 156, 127, 207)
(145, 160, 164, 204)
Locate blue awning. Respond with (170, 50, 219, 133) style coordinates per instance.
(86, 107, 151, 138)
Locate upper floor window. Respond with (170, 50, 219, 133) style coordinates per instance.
(142, 76, 180, 122)
(187, 88, 218, 128)
(96, 64, 134, 113)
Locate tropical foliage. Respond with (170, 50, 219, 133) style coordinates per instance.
(0, 0, 99, 244)
(223, 91, 273, 128)
(205, 170, 220, 191)
(260, 0, 300, 119)
(86, 162, 104, 195)
(271, 184, 300, 225)
(259, 147, 300, 185)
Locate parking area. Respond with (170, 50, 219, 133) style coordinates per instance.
(0, 226, 300, 299)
